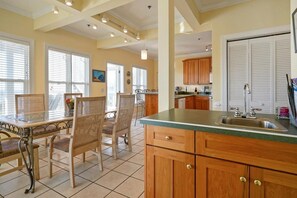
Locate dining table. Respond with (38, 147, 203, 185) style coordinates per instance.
(0, 108, 118, 193)
(0, 110, 73, 193)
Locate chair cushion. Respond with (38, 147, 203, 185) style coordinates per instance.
(0, 138, 39, 159)
(102, 125, 113, 135)
(53, 138, 70, 152)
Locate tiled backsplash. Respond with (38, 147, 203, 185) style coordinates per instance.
(176, 85, 212, 93)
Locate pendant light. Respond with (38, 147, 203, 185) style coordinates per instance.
(141, 49, 148, 60)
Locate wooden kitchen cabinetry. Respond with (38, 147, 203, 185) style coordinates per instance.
(146, 125, 195, 197)
(195, 96, 209, 110)
(145, 125, 297, 198)
(185, 96, 194, 109)
(183, 57, 211, 85)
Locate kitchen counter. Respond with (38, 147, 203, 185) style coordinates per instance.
(140, 108, 297, 144)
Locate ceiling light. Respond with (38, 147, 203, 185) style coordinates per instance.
(141, 49, 148, 60)
(136, 33, 140, 40)
(92, 24, 98, 30)
(123, 26, 128, 33)
(205, 46, 209, 52)
(53, 6, 59, 14)
(65, 0, 73, 6)
(110, 32, 115, 37)
(124, 38, 128, 43)
(205, 44, 212, 52)
(101, 16, 108, 23)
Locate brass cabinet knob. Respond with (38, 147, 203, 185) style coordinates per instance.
(239, 176, 247, 183)
(186, 164, 192, 169)
(254, 180, 262, 186)
(165, 136, 172, 140)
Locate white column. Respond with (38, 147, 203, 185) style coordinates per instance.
(158, 0, 175, 112)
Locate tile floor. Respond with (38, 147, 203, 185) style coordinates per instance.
(0, 120, 145, 198)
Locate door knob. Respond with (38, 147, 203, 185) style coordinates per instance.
(186, 164, 192, 169)
(165, 136, 172, 140)
(239, 176, 247, 183)
(254, 180, 262, 186)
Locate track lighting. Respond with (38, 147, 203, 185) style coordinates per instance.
(123, 26, 128, 33)
(110, 32, 115, 37)
(92, 25, 98, 30)
(53, 6, 59, 14)
(124, 38, 128, 43)
(136, 33, 140, 40)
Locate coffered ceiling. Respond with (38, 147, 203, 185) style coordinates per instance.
(0, 0, 249, 59)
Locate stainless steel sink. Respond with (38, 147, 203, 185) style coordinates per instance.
(217, 116, 288, 132)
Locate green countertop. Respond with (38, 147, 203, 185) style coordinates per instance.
(140, 109, 297, 144)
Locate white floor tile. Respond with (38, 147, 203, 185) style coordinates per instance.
(114, 162, 141, 176)
(115, 177, 144, 198)
(39, 169, 69, 188)
(103, 158, 124, 170)
(128, 154, 144, 166)
(71, 183, 110, 198)
(131, 166, 144, 181)
(54, 176, 91, 197)
(95, 171, 128, 190)
(105, 191, 127, 198)
(36, 189, 64, 198)
(0, 174, 30, 196)
(79, 166, 110, 182)
(5, 181, 49, 198)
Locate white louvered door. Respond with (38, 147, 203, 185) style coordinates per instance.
(227, 40, 248, 112)
(275, 34, 291, 108)
(227, 33, 290, 114)
(249, 37, 273, 114)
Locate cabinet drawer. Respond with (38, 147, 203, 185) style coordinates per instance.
(196, 132, 297, 174)
(146, 125, 195, 153)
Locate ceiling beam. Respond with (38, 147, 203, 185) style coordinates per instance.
(35, 0, 137, 41)
(175, 0, 201, 31)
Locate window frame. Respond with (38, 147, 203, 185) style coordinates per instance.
(0, 32, 33, 114)
(45, 45, 90, 110)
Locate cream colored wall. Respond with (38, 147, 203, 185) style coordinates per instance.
(199, 0, 290, 110)
(0, 8, 155, 96)
(292, 0, 297, 77)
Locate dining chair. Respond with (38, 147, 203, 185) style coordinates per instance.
(134, 89, 145, 126)
(0, 130, 40, 180)
(15, 94, 60, 145)
(102, 94, 135, 159)
(48, 96, 106, 188)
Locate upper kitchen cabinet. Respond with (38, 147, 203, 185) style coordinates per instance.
(183, 57, 212, 85)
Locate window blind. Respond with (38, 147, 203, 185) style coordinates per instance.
(0, 37, 30, 115)
(47, 48, 89, 111)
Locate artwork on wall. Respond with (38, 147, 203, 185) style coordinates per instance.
(292, 8, 297, 53)
(92, 69, 105, 82)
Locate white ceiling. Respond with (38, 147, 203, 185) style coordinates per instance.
(0, 0, 248, 59)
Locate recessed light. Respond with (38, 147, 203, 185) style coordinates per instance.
(124, 38, 128, 43)
(65, 0, 73, 6)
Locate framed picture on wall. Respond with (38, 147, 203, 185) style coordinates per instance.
(292, 8, 297, 53)
(92, 69, 105, 82)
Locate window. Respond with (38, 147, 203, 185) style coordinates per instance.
(132, 67, 147, 93)
(107, 63, 124, 110)
(47, 48, 89, 110)
(0, 35, 31, 115)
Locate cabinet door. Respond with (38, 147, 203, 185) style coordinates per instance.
(189, 60, 197, 84)
(250, 167, 297, 198)
(186, 96, 194, 109)
(145, 94, 158, 116)
(195, 96, 209, 110)
(183, 61, 190, 84)
(198, 58, 211, 84)
(197, 156, 249, 198)
(146, 146, 195, 198)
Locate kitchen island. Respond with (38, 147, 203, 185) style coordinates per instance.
(140, 109, 297, 197)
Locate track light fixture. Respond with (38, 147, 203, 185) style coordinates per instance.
(53, 6, 59, 14)
(92, 24, 98, 30)
(136, 33, 140, 40)
(110, 32, 115, 37)
(123, 26, 128, 33)
(124, 38, 128, 43)
(205, 44, 212, 52)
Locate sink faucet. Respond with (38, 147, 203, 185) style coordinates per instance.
(243, 83, 251, 116)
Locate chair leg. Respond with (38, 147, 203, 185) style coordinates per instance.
(48, 143, 53, 178)
(34, 148, 40, 180)
(82, 153, 85, 163)
(69, 156, 75, 188)
(134, 105, 138, 126)
(112, 135, 117, 159)
(128, 131, 132, 152)
(17, 158, 22, 167)
(97, 147, 103, 171)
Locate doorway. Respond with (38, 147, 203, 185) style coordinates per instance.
(107, 62, 124, 110)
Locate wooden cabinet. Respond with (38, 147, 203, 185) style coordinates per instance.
(185, 96, 194, 109)
(197, 156, 249, 198)
(195, 96, 209, 110)
(183, 57, 211, 85)
(145, 125, 297, 198)
(145, 94, 158, 116)
(146, 125, 195, 197)
(197, 156, 297, 198)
